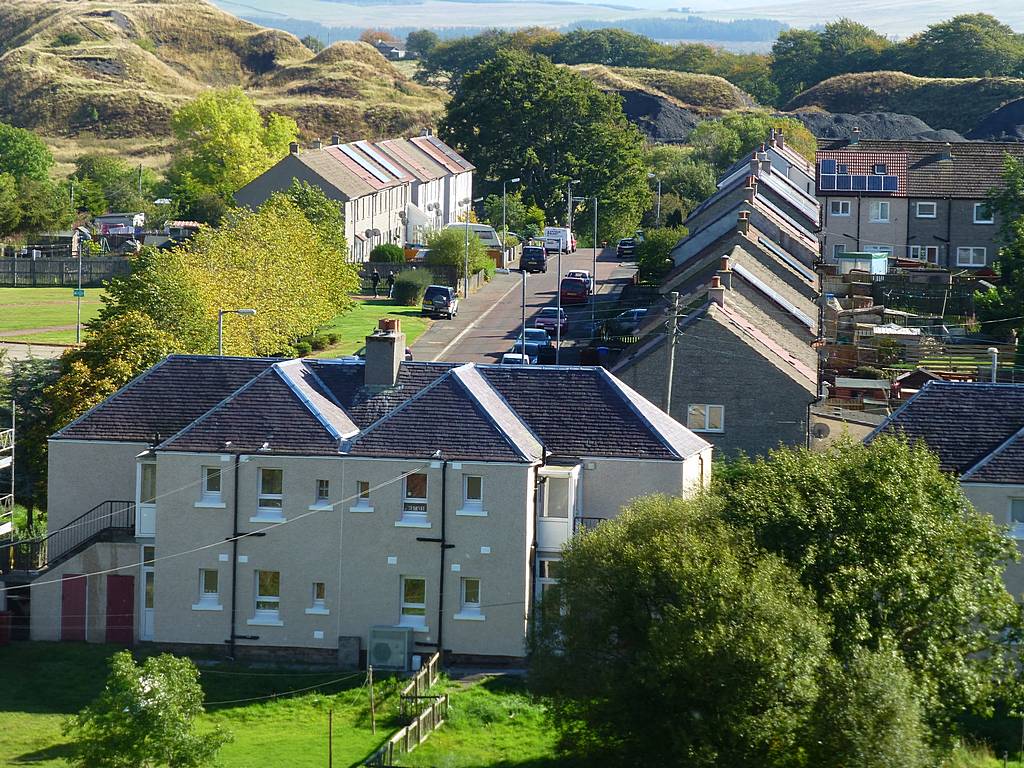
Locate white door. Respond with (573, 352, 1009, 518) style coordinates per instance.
(141, 546, 155, 641)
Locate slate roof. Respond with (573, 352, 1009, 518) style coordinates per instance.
(54, 356, 278, 443)
(56, 356, 706, 462)
(873, 381, 1024, 481)
(816, 139, 1024, 199)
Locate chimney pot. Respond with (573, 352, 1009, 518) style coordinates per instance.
(709, 276, 725, 307)
(331, 133, 341, 146)
(719, 256, 730, 271)
(313, 138, 323, 150)
(849, 127, 860, 146)
(289, 141, 299, 154)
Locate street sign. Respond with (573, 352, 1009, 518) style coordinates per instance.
(73, 288, 85, 297)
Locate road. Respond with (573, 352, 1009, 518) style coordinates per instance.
(410, 247, 637, 365)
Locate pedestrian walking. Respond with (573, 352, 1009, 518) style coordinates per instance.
(386, 270, 396, 299)
(370, 269, 381, 298)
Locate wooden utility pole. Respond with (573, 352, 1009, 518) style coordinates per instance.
(664, 291, 681, 416)
(368, 666, 376, 734)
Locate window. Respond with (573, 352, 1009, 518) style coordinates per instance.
(460, 475, 484, 514)
(316, 479, 329, 503)
(140, 464, 156, 505)
(400, 473, 428, 523)
(313, 582, 326, 606)
(872, 163, 887, 175)
(253, 570, 280, 621)
(837, 164, 848, 175)
(915, 202, 937, 218)
(686, 404, 724, 433)
(1012, 499, 1024, 538)
(258, 468, 283, 511)
(194, 569, 220, 609)
(352, 480, 372, 511)
(400, 576, 426, 627)
(974, 202, 994, 224)
(537, 557, 563, 607)
(833, 243, 847, 257)
(956, 247, 987, 267)
(829, 200, 851, 217)
(199, 466, 221, 504)
(909, 245, 939, 263)
(457, 577, 482, 619)
(869, 201, 890, 223)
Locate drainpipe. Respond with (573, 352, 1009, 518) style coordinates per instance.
(528, 448, 546, 629)
(228, 453, 241, 659)
(436, 459, 448, 662)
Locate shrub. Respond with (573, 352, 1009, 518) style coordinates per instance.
(293, 341, 312, 356)
(327, 333, 339, 344)
(55, 32, 83, 47)
(310, 336, 327, 351)
(136, 37, 157, 53)
(392, 269, 433, 306)
(370, 243, 406, 262)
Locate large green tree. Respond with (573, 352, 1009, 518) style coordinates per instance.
(425, 226, 491, 282)
(64, 651, 230, 768)
(716, 436, 1022, 742)
(901, 14, 1024, 78)
(441, 50, 649, 241)
(71, 154, 159, 217)
(975, 155, 1024, 339)
(531, 494, 828, 767)
(0, 121, 53, 182)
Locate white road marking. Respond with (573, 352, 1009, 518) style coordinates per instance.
(431, 276, 525, 362)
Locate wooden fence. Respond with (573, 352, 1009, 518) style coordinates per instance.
(0, 257, 130, 287)
(365, 652, 446, 767)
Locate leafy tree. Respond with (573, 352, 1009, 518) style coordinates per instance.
(635, 226, 685, 281)
(405, 29, 439, 58)
(0, 356, 59, 519)
(64, 651, 230, 768)
(901, 14, 1024, 78)
(369, 243, 406, 262)
(482, 189, 544, 241)
(359, 29, 399, 46)
(0, 172, 20, 236)
(770, 29, 825, 104)
(816, 19, 892, 81)
(281, 179, 348, 262)
(808, 646, 931, 768)
(647, 147, 718, 213)
(0, 121, 53, 182)
(716, 436, 1022, 742)
(71, 154, 159, 215)
(531, 494, 828, 767)
(15, 177, 73, 234)
(720, 112, 817, 164)
(441, 50, 649, 242)
(541, 28, 660, 68)
(167, 88, 297, 217)
(975, 156, 1024, 339)
(415, 30, 515, 88)
(425, 226, 491, 281)
(300, 34, 325, 53)
(686, 121, 742, 170)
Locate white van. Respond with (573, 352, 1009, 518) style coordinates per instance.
(543, 226, 576, 254)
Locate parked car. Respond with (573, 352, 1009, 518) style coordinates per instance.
(616, 238, 636, 258)
(605, 307, 648, 336)
(543, 226, 576, 254)
(560, 277, 590, 305)
(520, 246, 547, 273)
(535, 307, 568, 335)
(500, 352, 531, 365)
(566, 269, 594, 292)
(509, 340, 541, 364)
(421, 285, 459, 319)
(519, 327, 552, 347)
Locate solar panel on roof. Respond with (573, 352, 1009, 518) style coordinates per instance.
(883, 176, 898, 191)
(867, 175, 883, 191)
(852, 175, 867, 191)
(837, 175, 852, 191)
(338, 144, 390, 184)
(820, 159, 836, 174)
(426, 136, 473, 171)
(819, 174, 836, 191)
(354, 141, 405, 180)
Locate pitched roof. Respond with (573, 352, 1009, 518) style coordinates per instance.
(873, 381, 1024, 479)
(816, 139, 1024, 198)
(53, 356, 278, 443)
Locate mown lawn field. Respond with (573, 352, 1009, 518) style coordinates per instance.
(317, 298, 430, 358)
(0, 287, 105, 344)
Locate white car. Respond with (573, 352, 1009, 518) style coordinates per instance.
(500, 352, 531, 365)
(565, 269, 594, 292)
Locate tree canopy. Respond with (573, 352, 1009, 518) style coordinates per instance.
(0, 120, 54, 182)
(425, 226, 491, 281)
(975, 156, 1024, 339)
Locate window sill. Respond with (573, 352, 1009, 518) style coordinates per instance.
(350, 505, 374, 514)
(456, 507, 487, 517)
(305, 606, 330, 615)
(398, 622, 430, 633)
(454, 612, 485, 621)
(308, 502, 333, 511)
(690, 428, 724, 434)
(194, 500, 226, 509)
(249, 514, 286, 524)
(192, 603, 224, 612)
(246, 617, 284, 627)
(395, 519, 431, 529)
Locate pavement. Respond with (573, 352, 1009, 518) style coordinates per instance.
(411, 247, 637, 365)
(1, 340, 70, 364)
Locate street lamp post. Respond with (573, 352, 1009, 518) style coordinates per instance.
(218, 308, 257, 356)
(648, 173, 662, 227)
(502, 177, 520, 249)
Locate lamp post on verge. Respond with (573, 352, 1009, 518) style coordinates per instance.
(502, 177, 520, 251)
(218, 308, 257, 356)
(648, 173, 662, 227)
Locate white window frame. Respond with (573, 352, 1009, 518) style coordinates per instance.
(909, 245, 940, 264)
(139, 463, 157, 505)
(195, 466, 224, 508)
(869, 201, 890, 223)
(397, 473, 429, 527)
(306, 581, 329, 615)
(193, 568, 222, 611)
(1011, 499, 1024, 540)
(829, 200, 851, 217)
(956, 246, 986, 267)
(457, 475, 485, 516)
(455, 577, 484, 621)
(350, 480, 373, 513)
(248, 570, 282, 626)
(832, 243, 846, 257)
(686, 404, 724, 433)
(399, 576, 427, 629)
(915, 202, 937, 219)
(872, 163, 887, 175)
(973, 202, 994, 224)
(309, 478, 331, 511)
(253, 467, 284, 522)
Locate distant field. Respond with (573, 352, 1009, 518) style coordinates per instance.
(0, 287, 106, 344)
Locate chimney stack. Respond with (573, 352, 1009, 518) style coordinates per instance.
(312, 138, 323, 150)
(939, 142, 953, 162)
(331, 133, 341, 146)
(775, 129, 785, 150)
(364, 318, 406, 387)
(849, 126, 860, 146)
(737, 211, 750, 235)
(757, 151, 771, 174)
(709, 275, 725, 307)
(717, 255, 732, 289)
(289, 141, 299, 155)
(744, 180, 756, 204)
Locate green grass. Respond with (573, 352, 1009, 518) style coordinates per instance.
(0, 287, 106, 344)
(396, 676, 561, 768)
(315, 299, 431, 358)
(0, 643, 400, 768)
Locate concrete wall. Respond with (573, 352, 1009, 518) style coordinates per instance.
(579, 454, 707, 520)
(963, 483, 1024, 599)
(949, 199, 1001, 269)
(47, 439, 146, 532)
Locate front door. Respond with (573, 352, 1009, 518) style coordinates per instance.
(105, 575, 134, 645)
(140, 545, 155, 641)
(61, 574, 86, 642)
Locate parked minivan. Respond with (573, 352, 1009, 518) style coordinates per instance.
(421, 285, 459, 319)
(543, 226, 576, 254)
(520, 246, 547, 273)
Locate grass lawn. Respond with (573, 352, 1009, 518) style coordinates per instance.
(0, 643, 401, 768)
(316, 299, 430, 358)
(0, 287, 106, 344)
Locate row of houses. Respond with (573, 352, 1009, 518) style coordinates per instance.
(235, 134, 474, 262)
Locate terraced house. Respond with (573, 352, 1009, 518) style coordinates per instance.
(3, 322, 710, 665)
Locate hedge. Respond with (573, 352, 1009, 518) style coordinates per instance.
(392, 269, 434, 306)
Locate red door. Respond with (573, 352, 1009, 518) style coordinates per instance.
(105, 575, 135, 645)
(61, 574, 86, 642)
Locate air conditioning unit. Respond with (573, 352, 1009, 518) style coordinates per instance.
(368, 626, 413, 671)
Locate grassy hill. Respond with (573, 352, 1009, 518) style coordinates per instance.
(572, 64, 757, 114)
(0, 0, 445, 170)
(785, 71, 1024, 135)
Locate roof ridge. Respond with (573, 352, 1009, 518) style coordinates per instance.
(712, 302, 816, 392)
(961, 423, 1024, 481)
(350, 365, 457, 445)
(273, 361, 358, 442)
(449, 364, 542, 461)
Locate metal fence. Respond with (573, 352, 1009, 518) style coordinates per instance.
(0, 257, 131, 287)
(365, 652, 446, 767)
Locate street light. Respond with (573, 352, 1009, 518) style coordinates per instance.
(502, 177, 521, 250)
(459, 197, 484, 299)
(648, 173, 662, 228)
(218, 308, 256, 356)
